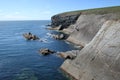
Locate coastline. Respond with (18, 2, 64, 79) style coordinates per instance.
(50, 6, 120, 80)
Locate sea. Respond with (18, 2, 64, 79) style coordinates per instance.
(0, 20, 77, 80)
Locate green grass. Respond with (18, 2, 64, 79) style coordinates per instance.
(57, 6, 120, 16)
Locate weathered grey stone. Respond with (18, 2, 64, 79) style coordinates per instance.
(66, 14, 118, 46)
(53, 34, 65, 40)
(61, 20, 120, 80)
(59, 50, 80, 59)
(51, 7, 120, 80)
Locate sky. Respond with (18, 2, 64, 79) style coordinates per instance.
(0, 0, 119, 20)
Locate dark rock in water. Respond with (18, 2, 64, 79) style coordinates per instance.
(32, 35, 39, 40)
(23, 32, 39, 40)
(39, 48, 55, 55)
(53, 34, 65, 40)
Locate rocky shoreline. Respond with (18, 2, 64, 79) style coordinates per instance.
(50, 6, 120, 80)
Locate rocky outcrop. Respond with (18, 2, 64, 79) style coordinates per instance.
(23, 32, 39, 40)
(58, 50, 80, 60)
(51, 13, 80, 30)
(53, 34, 65, 40)
(61, 20, 120, 80)
(51, 6, 120, 80)
(66, 13, 119, 46)
(51, 13, 119, 47)
(51, 10, 119, 47)
(39, 48, 55, 55)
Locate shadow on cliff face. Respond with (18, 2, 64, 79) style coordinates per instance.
(51, 14, 80, 30)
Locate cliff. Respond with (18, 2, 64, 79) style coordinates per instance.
(61, 20, 120, 80)
(51, 12, 80, 30)
(51, 6, 120, 46)
(51, 6, 120, 80)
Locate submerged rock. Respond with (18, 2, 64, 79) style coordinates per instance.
(23, 32, 39, 40)
(39, 48, 55, 55)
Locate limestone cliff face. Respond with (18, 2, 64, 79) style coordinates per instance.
(51, 13, 80, 30)
(61, 20, 120, 80)
(51, 6, 120, 80)
(66, 13, 118, 46)
(51, 12, 118, 46)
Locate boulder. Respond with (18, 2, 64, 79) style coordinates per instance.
(53, 34, 65, 40)
(58, 50, 80, 60)
(59, 53, 75, 59)
(39, 48, 55, 55)
(59, 34, 64, 39)
(23, 32, 39, 40)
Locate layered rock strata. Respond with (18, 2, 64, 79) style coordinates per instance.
(51, 6, 120, 80)
(61, 20, 120, 80)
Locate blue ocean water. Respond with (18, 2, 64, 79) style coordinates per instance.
(0, 20, 76, 80)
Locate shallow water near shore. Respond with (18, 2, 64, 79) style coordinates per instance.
(0, 20, 77, 80)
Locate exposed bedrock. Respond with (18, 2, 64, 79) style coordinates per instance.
(61, 20, 120, 80)
(51, 6, 120, 80)
(51, 12, 119, 47)
(58, 50, 80, 60)
(66, 13, 118, 46)
(51, 13, 80, 30)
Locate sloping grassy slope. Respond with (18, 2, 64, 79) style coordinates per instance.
(57, 6, 120, 17)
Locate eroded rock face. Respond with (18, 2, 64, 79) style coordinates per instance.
(61, 20, 120, 80)
(51, 12, 119, 46)
(66, 13, 118, 46)
(51, 14, 80, 30)
(51, 7, 120, 80)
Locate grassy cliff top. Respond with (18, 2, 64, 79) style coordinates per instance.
(56, 6, 120, 16)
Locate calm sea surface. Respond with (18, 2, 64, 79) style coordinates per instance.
(0, 20, 76, 80)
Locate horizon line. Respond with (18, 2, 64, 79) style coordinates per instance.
(0, 19, 51, 21)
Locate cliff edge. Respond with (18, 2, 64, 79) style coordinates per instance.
(51, 6, 120, 80)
